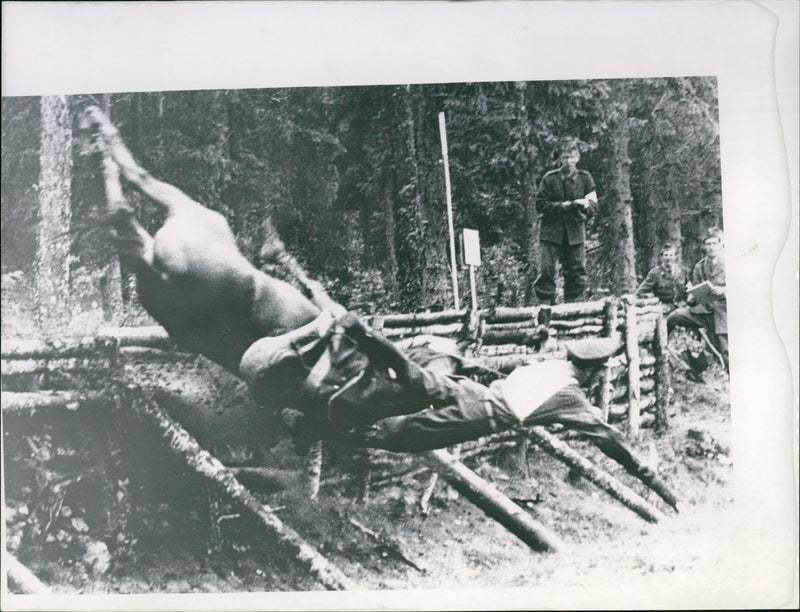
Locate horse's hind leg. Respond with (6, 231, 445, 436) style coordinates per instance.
(100, 152, 155, 273)
(86, 105, 206, 219)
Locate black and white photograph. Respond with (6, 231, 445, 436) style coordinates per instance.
(2, 2, 797, 611)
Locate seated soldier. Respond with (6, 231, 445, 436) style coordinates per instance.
(240, 320, 679, 511)
(667, 228, 728, 370)
(636, 243, 687, 311)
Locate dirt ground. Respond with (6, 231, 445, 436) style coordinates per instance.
(3, 340, 733, 599)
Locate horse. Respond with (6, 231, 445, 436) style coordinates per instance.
(83, 106, 321, 375)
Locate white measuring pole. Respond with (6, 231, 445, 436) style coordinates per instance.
(438, 112, 460, 311)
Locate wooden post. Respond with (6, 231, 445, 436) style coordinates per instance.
(653, 312, 671, 434)
(304, 441, 323, 500)
(623, 296, 642, 439)
(438, 112, 460, 310)
(599, 297, 619, 421)
(424, 449, 562, 552)
(469, 264, 478, 312)
(526, 427, 666, 523)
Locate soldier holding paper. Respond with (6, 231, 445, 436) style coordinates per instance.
(667, 228, 728, 369)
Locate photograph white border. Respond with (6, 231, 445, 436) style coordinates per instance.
(2, 1, 798, 610)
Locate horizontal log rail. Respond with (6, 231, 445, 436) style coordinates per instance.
(372, 309, 468, 328)
(97, 325, 173, 347)
(2, 296, 670, 434)
(381, 322, 465, 339)
(2, 390, 106, 415)
(1, 337, 117, 360)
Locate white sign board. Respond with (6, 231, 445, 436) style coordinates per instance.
(461, 228, 481, 267)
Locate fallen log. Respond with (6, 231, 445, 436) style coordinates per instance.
(124, 387, 354, 590)
(1, 390, 105, 416)
(97, 325, 173, 348)
(423, 448, 563, 552)
(526, 427, 666, 523)
(118, 346, 196, 361)
(3, 551, 51, 594)
(227, 467, 299, 494)
(1, 337, 117, 360)
(360, 436, 520, 490)
(1, 357, 106, 376)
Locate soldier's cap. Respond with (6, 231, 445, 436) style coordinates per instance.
(564, 335, 623, 364)
(704, 227, 723, 243)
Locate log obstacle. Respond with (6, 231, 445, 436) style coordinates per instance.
(423, 449, 563, 552)
(1, 294, 670, 437)
(1, 294, 674, 576)
(2, 387, 354, 591)
(526, 427, 666, 523)
(2, 390, 105, 415)
(119, 388, 355, 591)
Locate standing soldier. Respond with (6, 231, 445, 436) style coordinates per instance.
(533, 140, 597, 305)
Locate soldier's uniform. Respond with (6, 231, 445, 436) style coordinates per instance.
(533, 167, 596, 304)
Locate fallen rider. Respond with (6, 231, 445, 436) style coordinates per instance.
(240, 314, 680, 511)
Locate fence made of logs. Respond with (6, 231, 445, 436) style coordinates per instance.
(368, 295, 671, 436)
(1, 295, 673, 591)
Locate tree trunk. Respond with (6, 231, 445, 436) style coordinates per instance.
(384, 173, 400, 298)
(394, 85, 428, 310)
(606, 100, 637, 294)
(98, 95, 126, 323)
(35, 95, 73, 331)
(664, 163, 685, 270)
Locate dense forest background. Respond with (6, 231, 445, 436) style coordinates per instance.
(1, 77, 722, 329)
